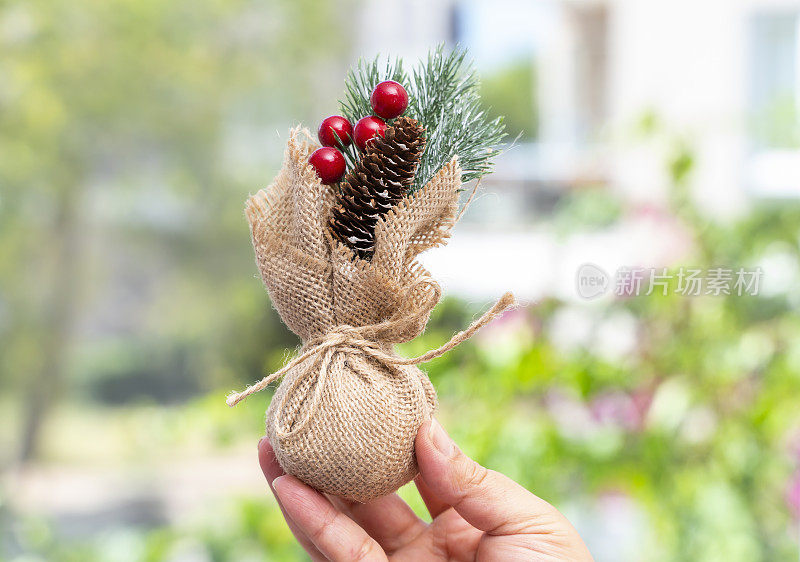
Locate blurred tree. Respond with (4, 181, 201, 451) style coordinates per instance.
(479, 57, 537, 141)
(0, 0, 353, 462)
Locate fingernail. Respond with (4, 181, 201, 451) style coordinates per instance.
(428, 418, 454, 458)
(258, 436, 266, 449)
(272, 475, 286, 496)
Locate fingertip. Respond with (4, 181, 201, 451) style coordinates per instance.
(418, 419, 433, 440)
(428, 418, 455, 457)
(414, 419, 439, 462)
(272, 476, 328, 522)
(258, 437, 286, 485)
(413, 474, 451, 519)
(415, 421, 434, 470)
(271, 475, 297, 505)
(270, 474, 298, 520)
(272, 474, 310, 502)
(418, 427, 568, 537)
(415, 418, 456, 484)
(272, 474, 287, 492)
(274, 476, 386, 561)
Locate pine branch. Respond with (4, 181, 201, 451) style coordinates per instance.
(408, 45, 506, 190)
(338, 56, 407, 171)
(340, 55, 406, 126)
(338, 45, 507, 192)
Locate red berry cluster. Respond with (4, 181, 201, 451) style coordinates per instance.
(309, 80, 409, 185)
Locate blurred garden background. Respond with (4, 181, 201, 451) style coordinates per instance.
(3, 0, 800, 560)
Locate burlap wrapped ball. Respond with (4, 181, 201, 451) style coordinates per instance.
(266, 351, 436, 502)
(228, 128, 511, 502)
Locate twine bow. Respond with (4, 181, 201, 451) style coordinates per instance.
(226, 290, 516, 411)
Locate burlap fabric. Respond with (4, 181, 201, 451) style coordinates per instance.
(228, 127, 512, 503)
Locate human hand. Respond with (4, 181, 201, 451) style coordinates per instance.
(258, 419, 593, 561)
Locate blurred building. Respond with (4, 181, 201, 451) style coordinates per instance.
(359, 0, 800, 200)
(356, 0, 800, 299)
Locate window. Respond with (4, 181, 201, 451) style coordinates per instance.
(747, 11, 800, 197)
(749, 12, 800, 150)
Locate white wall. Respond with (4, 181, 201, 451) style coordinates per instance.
(607, 0, 751, 217)
(354, 0, 455, 64)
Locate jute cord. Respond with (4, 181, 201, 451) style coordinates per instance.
(226, 290, 516, 412)
(454, 178, 481, 224)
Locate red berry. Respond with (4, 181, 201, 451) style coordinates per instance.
(370, 81, 409, 119)
(309, 147, 345, 184)
(353, 116, 387, 151)
(318, 115, 353, 148)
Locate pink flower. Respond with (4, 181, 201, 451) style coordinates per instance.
(784, 428, 800, 460)
(590, 391, 642, 432)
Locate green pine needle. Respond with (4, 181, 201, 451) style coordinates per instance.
(338, 44, 507, 192)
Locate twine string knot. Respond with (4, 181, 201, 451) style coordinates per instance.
(225, 291, 517, 434)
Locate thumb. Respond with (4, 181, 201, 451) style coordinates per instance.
(415, 419, 589, 550)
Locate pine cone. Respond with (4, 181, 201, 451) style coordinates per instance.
(329, 116, 425, 260)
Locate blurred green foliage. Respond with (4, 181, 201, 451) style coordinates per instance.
(750, 93, 800, 149)
(480, 57, 537, 141)
(2, 0, 800, 561)
(8, 145, 800, 559)
(0, 0, 352, 460)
